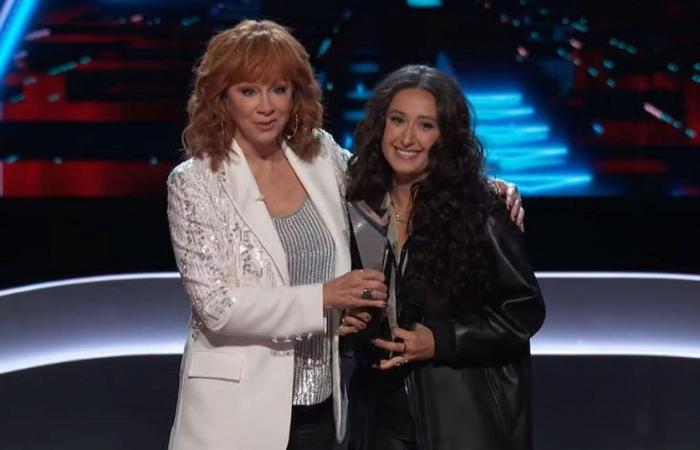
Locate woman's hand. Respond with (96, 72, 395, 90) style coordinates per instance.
(323, 269, 387, 310)
(491, 178, 525, 231)
(372, 323, 435, 370)
(338, 309, 372, 336)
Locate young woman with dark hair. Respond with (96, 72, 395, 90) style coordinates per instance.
(342, 65, 545, 450)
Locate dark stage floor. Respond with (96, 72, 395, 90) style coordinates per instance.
(1, 355, 699, 450)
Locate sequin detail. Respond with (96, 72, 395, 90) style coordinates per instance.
(272, 196, 335, 406)
(167, 160, 271, 339)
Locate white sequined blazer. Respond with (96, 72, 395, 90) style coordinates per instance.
(167, 130, 351, 450)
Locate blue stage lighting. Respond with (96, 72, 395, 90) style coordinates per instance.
(474, 106, 534, 121)
(468, 92, 523, 107)
(435, 51, 456, 76)
(0, 0, 39, 88)
(180, 16, 199, 27)
(487, 145, 567, 157)
(348, 62, 379, 74)
(342, 110, 365, 122)
(48, 61, 78, 76)
(406, 0, 443, 7)
(488, 145, 568, 171)
(318, 38, 332, 56)
(345, 82, 371, 100)
(477, 124, 550, 146)
(494, 155, 567, 171)
(571, 22, 588, 32)
(500, 173, 593, 194)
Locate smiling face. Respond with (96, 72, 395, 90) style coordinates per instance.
(381, 88, 441, 186)
(225, 79, 293, 152)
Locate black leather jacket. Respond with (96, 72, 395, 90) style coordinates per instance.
(346, 205, 545, 450)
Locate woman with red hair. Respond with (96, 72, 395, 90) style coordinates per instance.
(168, 20, 387, 450)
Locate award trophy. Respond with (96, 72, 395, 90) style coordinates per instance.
(346, 202, 392, 363)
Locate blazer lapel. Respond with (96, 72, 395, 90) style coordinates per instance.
(219, 141, 290, 285)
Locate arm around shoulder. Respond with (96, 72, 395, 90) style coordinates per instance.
(316, 128, 352, 187)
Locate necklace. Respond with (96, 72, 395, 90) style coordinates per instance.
(390, 195, 410, 223)
(394, 210, 408, 223)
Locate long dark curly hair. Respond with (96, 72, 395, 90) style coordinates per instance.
(347, 65, 497, 304)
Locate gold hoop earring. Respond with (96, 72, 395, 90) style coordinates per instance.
(285, 112, 299, 140)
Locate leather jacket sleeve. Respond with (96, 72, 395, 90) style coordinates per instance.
(426, 207, 545, 364)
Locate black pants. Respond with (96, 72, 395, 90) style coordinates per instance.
(287, 397, 335, 450)
(349, 367, 417, 450)
(370, 384, 416, 450)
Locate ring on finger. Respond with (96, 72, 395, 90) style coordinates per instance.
(360, 288, 373, 300)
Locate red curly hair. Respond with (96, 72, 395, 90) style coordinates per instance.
(182, 20, 323, 171)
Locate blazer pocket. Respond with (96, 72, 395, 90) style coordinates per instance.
(187, 350, 245, 382)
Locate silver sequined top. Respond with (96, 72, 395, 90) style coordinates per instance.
(272, 195, 335, 406)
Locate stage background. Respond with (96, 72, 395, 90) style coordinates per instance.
(1, 1, 699, 449)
